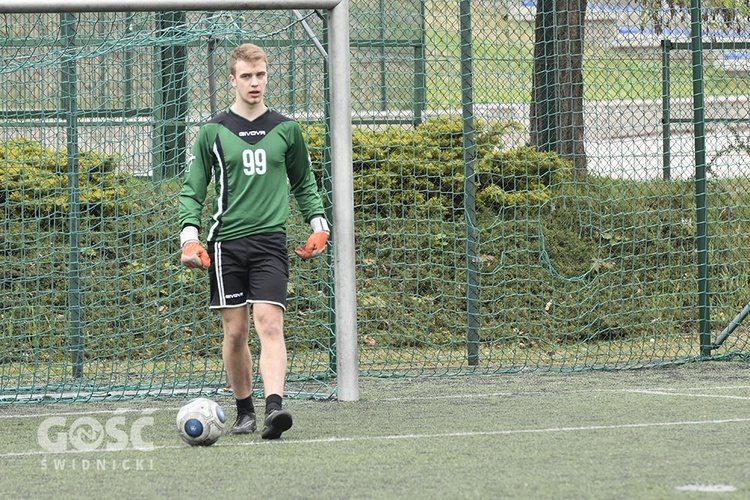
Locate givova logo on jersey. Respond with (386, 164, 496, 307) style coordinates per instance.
(239, 130, 266, 137)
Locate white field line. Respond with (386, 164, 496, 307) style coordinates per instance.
(3, 416, 750, 459)
(378, 385, 750, 402)
(4, 383, 750, 418)
(622, 389, 750, 400)
(0, 407, 175, 419)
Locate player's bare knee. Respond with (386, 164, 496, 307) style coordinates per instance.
(257, 324, 284, 343)
(223, 329, 249, 349)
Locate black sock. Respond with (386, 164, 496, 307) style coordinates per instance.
(265, 393, 282, 414)
(236, 396, 255, 415)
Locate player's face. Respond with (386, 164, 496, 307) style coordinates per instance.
(230, 59, 267, 108)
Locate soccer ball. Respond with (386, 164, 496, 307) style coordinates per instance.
(176, 397, 226, 446)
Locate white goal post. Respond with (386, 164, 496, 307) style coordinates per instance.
(0, 0, 359, 402)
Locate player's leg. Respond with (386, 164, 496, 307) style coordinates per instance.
(221, 306, 252, 398)
(221, 306, 257, 434)
(254, 302, 293, 439)
(244, 232, 292, 439)
(255, 302, 286, 396)
(208, 240, 257, 434)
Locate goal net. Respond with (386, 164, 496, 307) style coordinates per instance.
(1, 9, 338, 401)
(4, 1, 750, 404)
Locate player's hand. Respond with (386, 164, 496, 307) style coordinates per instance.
(181, 241, 210, 269)
(295, 232, 329, 259)
(295, 216, 330, 260)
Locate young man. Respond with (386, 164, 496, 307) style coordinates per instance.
(178, 43, 329, 439)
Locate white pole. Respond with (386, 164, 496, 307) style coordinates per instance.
(0, 0, 340, 13)
(328, 0, 359, 401)
(293, 10, 328, 60)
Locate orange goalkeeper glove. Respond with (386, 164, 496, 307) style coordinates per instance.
(180, 226, 210, 269)
(182, 242, 210, 269)
(295, 216, 330, 260)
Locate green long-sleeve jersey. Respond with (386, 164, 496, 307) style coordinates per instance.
(178, 109, 325, 242)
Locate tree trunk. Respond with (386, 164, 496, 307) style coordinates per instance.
(530, 0, 587, 176)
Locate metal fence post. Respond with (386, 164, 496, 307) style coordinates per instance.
(61, 12, 84, 379)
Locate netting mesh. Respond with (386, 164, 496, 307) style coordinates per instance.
(1, 10, 334, 402)
(2, 2, 750, 403)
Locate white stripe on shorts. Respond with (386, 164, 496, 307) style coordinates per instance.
(214, 241, 225, 307)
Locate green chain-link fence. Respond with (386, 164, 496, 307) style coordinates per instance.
(2, 1, 750, 402)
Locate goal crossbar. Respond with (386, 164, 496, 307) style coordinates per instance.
(0, 0, 341, 13)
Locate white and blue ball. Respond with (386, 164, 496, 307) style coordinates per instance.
(176, 397, 226, 446)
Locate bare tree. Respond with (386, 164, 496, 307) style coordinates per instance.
(638, 0, 750, 35)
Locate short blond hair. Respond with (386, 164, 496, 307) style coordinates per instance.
(229, 43, 268, 75)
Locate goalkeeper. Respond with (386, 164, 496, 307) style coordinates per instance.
(178, 43, 329, 439)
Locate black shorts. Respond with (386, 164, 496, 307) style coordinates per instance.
(207, 232, 289, 310)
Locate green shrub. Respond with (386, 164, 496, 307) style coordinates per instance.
(6, 129, 749, 357)
(1, 137, 132, 218)
(303, 117, 572, 219)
